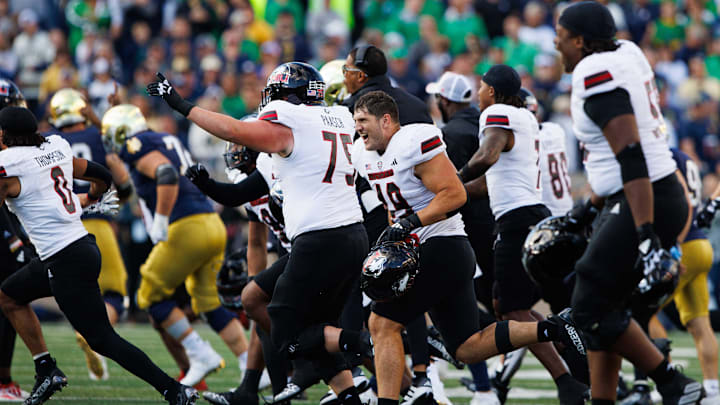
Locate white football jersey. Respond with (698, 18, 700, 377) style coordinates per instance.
(259, 100, 363, 240)
(539, 122, 573, 216)
(1, 135, 88, 259)
(479, 104, 543, 220)
(352, 124, 466, 243)
(570, 39, 676, 197)
(240, 153, 291, 251)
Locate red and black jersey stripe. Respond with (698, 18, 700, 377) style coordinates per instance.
(259, 110, 278, 121)
(584, 71, 613, 89)
(421, 136, 442, 154)
(0, 166, 6, 177)
(485, 115, 509, 126)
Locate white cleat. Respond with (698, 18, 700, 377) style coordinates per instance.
(702, 394, 720, 405)
(258, 369, 272, 391)
(400, 376, 434, 405)
(360, 389, 378, 405)
(470, 391, 501, 405)
(180, 341, 225, 387)
(0, 382, 28, 402)
(428, 362, 451, 405)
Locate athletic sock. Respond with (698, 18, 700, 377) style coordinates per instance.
(591, 400, 614, 405)
(378, 398, 399, 405)
(337, 386, 361, 405)
(412, 371, 427, 383)
(180, 331, 204, 352)
(33, 352, 53, 376)
(0, 377, 11, 385)
(469, 362, 491, 391)
(238, 351, 248, 373)
(648, 359, 676, 386)
(240, 369, 262, 394)
(704, 379, 719, 397)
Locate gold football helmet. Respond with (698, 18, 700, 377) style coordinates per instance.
(49, 88, 87, 128)
(319, 59, 348, 106)
(101, 104, 148, 153)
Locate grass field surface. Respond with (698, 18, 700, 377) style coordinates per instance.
(6, 323, 711, 404)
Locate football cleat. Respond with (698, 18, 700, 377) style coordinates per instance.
(320, 389, 339, 405)
(657, 372, 705, 405)
(359, 388, 378, 405)
(427, 363, 452, 405)
(76, 332, 109, 381)
(618, 381, 652, 405)
(273, 383, 302, 403)
(0, 381, 29, 402)
(177, 370, 208, 391)
(400, 376, 434, 405)
(165, 384, 199, 405)
(202, 387, 258, 405)
(488, 348, 528, 404)
(179, 341, 225, 387)
(470, 391, 501, 405)
(24, 363, 67, 405)
(352, 367, 371, 393)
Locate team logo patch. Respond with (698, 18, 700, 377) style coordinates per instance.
(0, 166, 5, 177)
(584, 70, 613, 89)
(485, 115, 509, 126)
(421, 135, 442, 154)
(259, 110, 278, 121)
(269, 72, 290, 84)
(126, 137, 142, 154)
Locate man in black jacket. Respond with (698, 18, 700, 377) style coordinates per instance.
(342, 45, 432, 125)
(426, 72, 502, 404)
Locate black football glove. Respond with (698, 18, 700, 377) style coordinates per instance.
(146, 72, 195, 117)
(562, 199, 599, 233)
(383, 213, 422, 242)
(695, 197, 720, 228)
(635, 223, 677, 290)
(185, 163, 210, 187)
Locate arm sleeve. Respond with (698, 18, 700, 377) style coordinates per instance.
(199, 170, 270, 207)
(583, 88, 634, 130)
(246, 207, 261, 222)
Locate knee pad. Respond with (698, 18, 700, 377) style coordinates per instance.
(203, 306, 236, 333)
(287, 324, 327, 359)
(148, 300, 176, 325)
(103, 292, 125, 318)
(572, 308, 631, 351)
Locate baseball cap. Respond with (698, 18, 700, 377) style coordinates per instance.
(425, 72, 473, 103)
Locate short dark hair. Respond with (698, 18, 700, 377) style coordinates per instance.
(349, 46, 387, 77)
(581, 38, 620, 57)
(354, 91, 399, 123)
(494, 93, 526, 108)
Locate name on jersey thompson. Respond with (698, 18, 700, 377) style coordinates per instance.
(34, 150, 66, 167)
(321, 114, 346, 129)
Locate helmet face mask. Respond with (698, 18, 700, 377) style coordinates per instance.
(261, 62, 326, 108)
(49, 88, 86, 129)
(223, 142, 259, 174)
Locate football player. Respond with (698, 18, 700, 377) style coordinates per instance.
(0, 78, 32, 402)
(352, 90, 581, 405)
(101, 105, 248, 387)
(44, 88, 132, 381)
(0, 106, 198, 405)
(459, 65, 588, 405)
(149, 62, 371, 405)
(184, 128, 293, 404)
(518, 88, 573, 217)
(554, 2, 702, 403)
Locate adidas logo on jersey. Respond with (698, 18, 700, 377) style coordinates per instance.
(391, 158, 398, 166)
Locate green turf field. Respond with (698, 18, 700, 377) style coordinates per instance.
(7, 322, 711, 404)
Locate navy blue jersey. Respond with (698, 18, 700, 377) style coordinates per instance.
(46, 126, 110, 220)
(671, 148, 705, 242)
(119, 130, 213, 224)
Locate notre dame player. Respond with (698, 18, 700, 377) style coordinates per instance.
(44, 88, 132, 381)
(102, 105, 248, 387)
(554, 2, 702, 403)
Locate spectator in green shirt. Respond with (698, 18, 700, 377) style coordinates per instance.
(650, 1, 686, 49)
(65, 0, 111, 52)
(265, 0, 305, 33)
(491, 15, 538, 75)
(441, 0, 488, 55)
(705, 36, 720, 79)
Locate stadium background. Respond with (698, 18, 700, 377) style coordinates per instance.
(1, 0, 720, 403)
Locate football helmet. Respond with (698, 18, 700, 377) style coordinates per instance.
(49, 88, 86, 129)
(223, 114, 259, 174)
(268, 181, 284, 223)
(522, 216, 588, 289)
(261, 62, 325, 108)
(518, 87, 538, 115)
(361, 240, 419, 302)
(216, 249, 250, 310)
(101, 104, 148, 153)
(319, 59, 347, 105)
(0, 78, 26, 109)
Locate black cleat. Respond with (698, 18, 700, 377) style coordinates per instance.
(617, 375, 632, 401)
(203, 387, 258, 405)
(358, 330, 374, 359)
(400, 376, 434, 405)
(427, 326, 464, 369)
(618, 381, 653, 405)
(556, 374, 589, 405)
(352, 367, 371, 393)
(165, 384, 199, 405)
(489, 372, 510, 404)
(24, 362, 68, 405)
(657, 371, 705, 405)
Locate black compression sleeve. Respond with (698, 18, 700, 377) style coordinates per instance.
(583, 88, 634, 130)
(246, 209, 261, 222)
(201, 170, 270, 207)
(84, 161, 113, 192)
